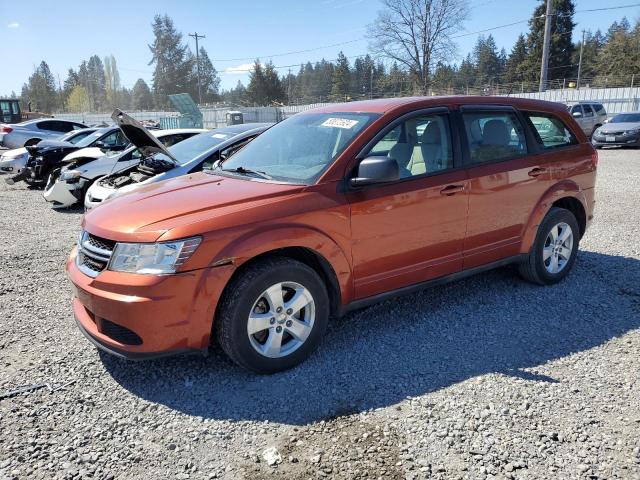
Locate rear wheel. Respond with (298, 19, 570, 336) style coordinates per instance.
(215, 257, 329, 373)
(24, 138, 41, 147)
(519, 207, 579, 285)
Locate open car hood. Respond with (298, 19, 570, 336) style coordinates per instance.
(111, 109, 177, 162)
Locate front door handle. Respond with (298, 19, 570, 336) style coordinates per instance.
(440, 184, 465, 196)
(528, 167, 547, 177)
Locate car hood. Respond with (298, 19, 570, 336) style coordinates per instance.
(0, 147, 27, 159)
(111, 109, 176, 161)
(62, 147, 106, 163)
(83, 172, 305, 242)
(599, 122, 640, 133)
(26, 140, 76, 155)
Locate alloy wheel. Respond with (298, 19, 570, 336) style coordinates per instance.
(543, 222, 574, 274)
(247, 281, 315, 358)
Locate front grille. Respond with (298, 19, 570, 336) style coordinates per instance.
(100, 319, 143, 346)
(76, 231, 115, 278)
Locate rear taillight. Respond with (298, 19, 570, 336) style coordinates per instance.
(0, 125, 13, 134)
(591, 149, 598, 168)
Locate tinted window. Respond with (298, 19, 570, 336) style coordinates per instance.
(569, 105, 583, 116)
(37, 120, 58, 131)
(219, 113, 379, 184)
(594, 104, 606, 115)
(610, 113, 640, 123)
(67, 131, 92, 144)
(462, 111, 527, 164)
(100, 130, 128, 147)
(368, 113, 453, 178)
(583, 104, 594, 117)
(525, 113, 578, 149)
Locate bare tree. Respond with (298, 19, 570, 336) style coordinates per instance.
(368, 0, 469, 94)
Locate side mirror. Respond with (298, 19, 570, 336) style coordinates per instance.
(94, 141, 106, 149)
(572, 111, 583, 118)
(350, 156, 399, 187)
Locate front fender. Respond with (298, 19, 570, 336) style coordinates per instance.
(520, 180, 588, 254)
(214, 225, 354, 305)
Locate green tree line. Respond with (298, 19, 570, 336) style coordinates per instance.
(13, 2, 640, 112)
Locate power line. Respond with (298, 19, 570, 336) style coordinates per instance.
(211, 38, 365, 62)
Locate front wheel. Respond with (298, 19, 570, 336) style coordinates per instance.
(519, 207, 580, 285)
(215, 257, 329, 373)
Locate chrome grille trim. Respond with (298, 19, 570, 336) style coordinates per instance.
(76, 231, 114, 278)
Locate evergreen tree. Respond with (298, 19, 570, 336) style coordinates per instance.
(197, 47, 221, 103)
(503, 34, 528, 84)
(247, 60, 267, 105)
(521, 0, 576, 83)
(62, 68, 79, 106)
(21, 61, 58, 113)
(131, 79, 154, 110)
(474, 35, 504, 86)
(331, 52, 351, 101)
(597, 18, 640, 78)
(263, 61, 285, 105)
(87, 55, 107, 110)
(456, 54, 477, 91)
(148, 14, 192, 108)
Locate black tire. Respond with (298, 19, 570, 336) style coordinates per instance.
(24, 138, 41, 147)
(519, 207, 580, 285)
(214, 257, 329, 374)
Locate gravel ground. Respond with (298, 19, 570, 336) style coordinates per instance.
(1, 148, 639, 480)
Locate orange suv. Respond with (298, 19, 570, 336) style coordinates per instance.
(66, 97, 597, 373)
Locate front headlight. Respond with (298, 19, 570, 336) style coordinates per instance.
(59, 170, 82, 182)
(624, 128, 640, 135)
(108, 237, 201, 274)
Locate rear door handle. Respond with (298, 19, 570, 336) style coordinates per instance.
(440, 184, 465, 195)
(528, 167, 547, 177)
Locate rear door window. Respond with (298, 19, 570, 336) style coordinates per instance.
(583, 104, 594, 117)
(461, 111, 527, 164)
(524, 113, 578, 150)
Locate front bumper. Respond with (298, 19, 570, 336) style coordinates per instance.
(592, 132, 640, 147)
(84, 183, 115, 210)
(66, 247, 235, 358)
(0, 155, 28, 174)
(43, 177, 85, 207)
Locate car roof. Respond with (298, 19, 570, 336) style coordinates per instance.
(212, 122, 272, 135)
(308, 96, 569, 115)
(154, 128, 208, 137)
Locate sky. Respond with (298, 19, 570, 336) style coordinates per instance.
(1, 0, 639, 96)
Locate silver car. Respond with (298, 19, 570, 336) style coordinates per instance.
(85, 110, 271, 209)
(43, 128, 206, 208)
(0, 128, 97, 176)
(567, 101, 607, 137)
(0, 118, 87, 149)
(591, 111, 640, 148)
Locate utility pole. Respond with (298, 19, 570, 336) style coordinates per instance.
(576, 29, 585, 90)
(370, 64, 374, 100)
(189, 32, 206, 105)
(539, 0, 553, 92)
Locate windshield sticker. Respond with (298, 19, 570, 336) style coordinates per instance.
(321, 118, 360, 129)
(212, 133, 230, 139)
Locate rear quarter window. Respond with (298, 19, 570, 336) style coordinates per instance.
(525, 112, 578, 150)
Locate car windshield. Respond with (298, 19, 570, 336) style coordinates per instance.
(153, 130, 235, 165)
(75, 130, 105, 148)
(610, 113, 640, 123)
(218, 112, 379, 184)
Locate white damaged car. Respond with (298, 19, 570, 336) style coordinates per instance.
(84, 110, 271, 210)
(43, 128, 205, 208)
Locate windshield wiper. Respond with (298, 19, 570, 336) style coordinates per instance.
(220, 166, 272, 180)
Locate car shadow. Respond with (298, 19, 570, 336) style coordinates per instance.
(101, 251, 640, 425)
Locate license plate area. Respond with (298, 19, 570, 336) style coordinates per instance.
(606, 136, 616, 142)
